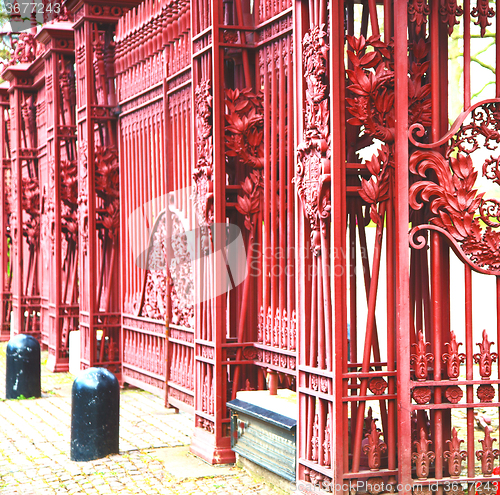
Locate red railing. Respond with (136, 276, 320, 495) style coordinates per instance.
(0, 85, 11, 342)
(2, 0, 500, 490)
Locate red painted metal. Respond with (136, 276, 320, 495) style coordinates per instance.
(3, 35, 42, 342)
(66, 0, 141, 377)
(115, 0, 194, 404)
(37, 22, 78, 372)
(3, 0, 500, 489)
(0, 84, 11, 341)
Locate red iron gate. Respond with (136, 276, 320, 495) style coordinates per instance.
(0, 84, 11, 342)
(3, 0, 500, 492)
(4, 44, 42, 343)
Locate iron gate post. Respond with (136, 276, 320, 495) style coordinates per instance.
(65, 0, 142, 378)
(393, 0, 411, 490)
(0, 84, 11, 342)
(36, 22, 77, 372)
(2, 59, 41, 343)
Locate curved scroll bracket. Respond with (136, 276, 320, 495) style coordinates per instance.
(409, 224, 500, 276)
(409, 98, 500, 149)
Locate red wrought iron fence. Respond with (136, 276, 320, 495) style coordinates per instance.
(115, 0, 195, 407)
(4, 0, 500, 493)
(4, 38, 42, 343)
(39, 23, 78, 372)
(253, 0, 297, 393)
(0, 84, 11, 342)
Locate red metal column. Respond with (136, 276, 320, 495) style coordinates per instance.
(0, 84, 11, 341)
(394, 0, 411, 490)
(189, 0, 235, 463)
(37, 22, 77, 371)
(66, 0, 141, 375)
(3, 61, 41, 341)
(330, 0, 347, 490)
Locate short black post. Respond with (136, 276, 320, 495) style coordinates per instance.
(6, 334, 41, 399)
(70, 367, 120, 461)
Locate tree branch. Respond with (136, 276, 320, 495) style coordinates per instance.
(472, 80, 495, 99)
(471, 55, 496, 74)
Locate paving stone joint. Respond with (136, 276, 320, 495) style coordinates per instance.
(0, 343, 282, 494)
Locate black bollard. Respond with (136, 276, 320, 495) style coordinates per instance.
(6, 334, 41, 399)
(70, 367, 120, 461)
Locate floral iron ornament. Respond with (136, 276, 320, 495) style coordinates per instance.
(476, 426, 499, 476)
(410, 330, 434, 381)
(443, 330, 466, 380)
(346, 35, 431, 225)
(295, 24, 331, 256)
(60, 160, 78, 244)
(22, 175, 40, 248)
(9, 32, 39, 65)
(440, 0, 463, 35)
(225, 88, 264, 171)
(412, 427, 435, 480)
(94, 146, 120, 241)
(473, 329, 498, 379)
(408, 0, 430, 35)
(225, 88, 264, 232)
(193, 79, 214, 231)
(362, 420, 387, 471)
(471, 0, 495, 37)
(409, 99, 500, 275)
(443, 427, 467, 478)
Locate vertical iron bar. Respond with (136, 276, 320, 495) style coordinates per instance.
(351, 203, 386, 472)
(394, 0, 411, 487)
(464, 0, 471, 107)
(386, 178, 396, 473)
(465, 265, 475, 479)
(330, 0, 347, 487)
(271, 42, 278, 316)
(431, 232, 443, 484)
(264, 65, 270, 312)
(279, 40, 286, 312)
(286, 36, 294, 320)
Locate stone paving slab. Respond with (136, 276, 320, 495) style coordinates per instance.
(0, 342, 283, 494)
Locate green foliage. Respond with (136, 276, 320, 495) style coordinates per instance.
(0, 3, 12, 81)
(15, 394, 37, 400)
(448, 24, 497, 123)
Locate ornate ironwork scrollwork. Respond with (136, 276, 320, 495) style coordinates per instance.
(295, 24, 331, 256)
(193, 79, 214, 232)
(412, 428, 435, 480)
(443, 428, 467, 478)
(410, 330, 434, 381)
(443, 330, 466, 380)
(476, 426, 500, 476)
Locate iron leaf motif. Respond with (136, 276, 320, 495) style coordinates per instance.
(410, 330, 434, 381)
(471, 0, 495, 37)
(440, 0, 463, 35)
(442, 330, 466, 379)
(443, 428, 467, 478)
(412, 428, 435, 480)
(409, 147, 500, 272)
(362, 420, 387, 471)
(473, 329, 498, 379)
(346, 35, 431, 225)
(476, 426, 500, 476)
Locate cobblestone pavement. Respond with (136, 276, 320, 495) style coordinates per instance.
(0, 342, 283, 494)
